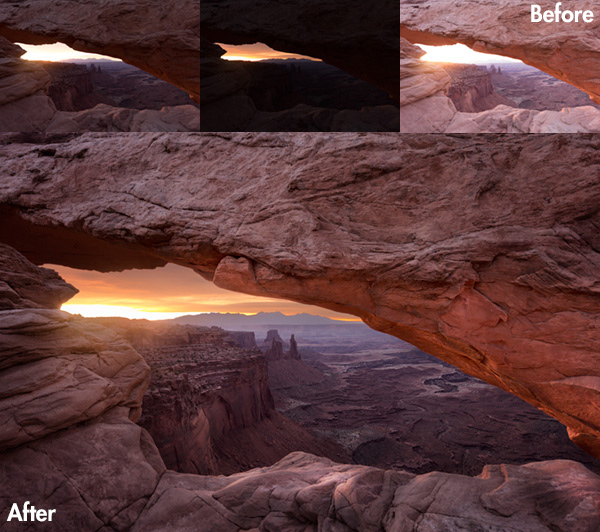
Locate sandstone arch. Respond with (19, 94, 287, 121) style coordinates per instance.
(400, 0, 600, 104)
(0, 0, 200, 102)
(1, 132, 599, 461)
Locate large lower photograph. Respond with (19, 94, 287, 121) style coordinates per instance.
(0, 133, 599, 531)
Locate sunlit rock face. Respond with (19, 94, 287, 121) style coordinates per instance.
(0, 0, 199, 102)
(400, 0, 600, 104)
(399, 38, 600, 133)
(0, 132, 600, 462)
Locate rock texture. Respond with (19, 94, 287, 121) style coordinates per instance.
(0, 132, 600, 461)
(0, 0, 200, 102)
(131, 452, 600, 532)
(400, 37, 600, 132)
(0, 242, 77, 309)
(201, 0, 399, 102)
(400, 0, 600, 104)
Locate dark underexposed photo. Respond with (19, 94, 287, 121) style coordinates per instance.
(201, 0, 400, 131)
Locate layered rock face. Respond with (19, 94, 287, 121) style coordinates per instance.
(89, 317, 345, 475)
(400, 37, 600, 132)
(0, 0, 200, 102)
(44, 63, 112, 112)
(400, 0, 600, 104)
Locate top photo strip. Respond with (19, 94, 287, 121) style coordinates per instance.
(0, 0, 402, 133)
(400, 0, 600, 133)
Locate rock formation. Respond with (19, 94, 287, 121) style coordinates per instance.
(289, 333, 300, 360)
(44, 62, 113, 111)
(0, 0, 200, 102)
(444, 64, 515, 112)
(201, 0, 399, 102)
(400, 0, 600, 104)
(1, 132, 599, 461)
(201, 41, 399, 132)
(400, 37, 600, 132)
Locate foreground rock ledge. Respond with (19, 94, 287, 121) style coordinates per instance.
(0, 132, 600, 461)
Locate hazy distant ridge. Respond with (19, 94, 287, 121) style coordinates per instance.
(174, 311, 358, 327)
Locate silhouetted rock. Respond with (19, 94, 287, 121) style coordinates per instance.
(289, 334, 300, 360)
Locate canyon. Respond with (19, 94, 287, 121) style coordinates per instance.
(1, 132, 599, 463)
(400, 0, 600, 103)
(400, 0, 600, 131)
(90, 317, 346, 475)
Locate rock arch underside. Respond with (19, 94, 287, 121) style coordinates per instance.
(0, 132, 600, 530)
(400, 0, 600, 132)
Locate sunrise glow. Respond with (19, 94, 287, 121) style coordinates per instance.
(218, 42, 319, 62)
(60, 304, 198, 320)
(48, 263, 359, 321)
(18, 42, 121, 62)
(418, 44, 522, 64)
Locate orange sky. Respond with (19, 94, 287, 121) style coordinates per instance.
(218, 42, 319, 62)
(18, 41, 314, 63)
(49, 263, 358, 321)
